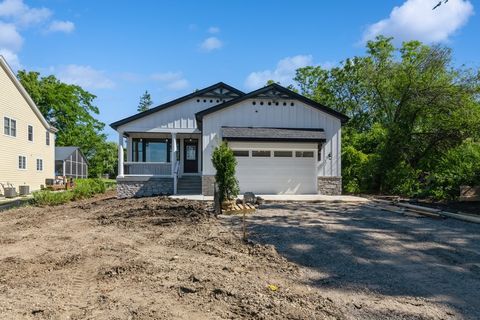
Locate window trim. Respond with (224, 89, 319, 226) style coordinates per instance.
(36, 158, 43, 171)
(18, 155, 27, 170)
(28, 124, 34, 142)
(3, 116, 17, 138)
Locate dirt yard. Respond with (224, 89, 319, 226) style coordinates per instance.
(1, 193, 479, 319)
(0, 191, 343, 319)
(225, 202, 480, 320)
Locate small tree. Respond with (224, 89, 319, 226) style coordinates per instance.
(211, 142, 239, 203)
(137, 90, 153, 112)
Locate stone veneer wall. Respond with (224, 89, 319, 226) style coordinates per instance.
(117, 177, 173, 198)
(317, 176, 342, 195)
(202, 175, 215, 196)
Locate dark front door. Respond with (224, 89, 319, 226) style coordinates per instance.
(184, 139, 198, 173)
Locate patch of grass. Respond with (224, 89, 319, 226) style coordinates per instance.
(33, 178, 110, 206)
(32, 190, 73, 206)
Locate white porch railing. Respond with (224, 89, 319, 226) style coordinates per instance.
(124, 162, 172, 176)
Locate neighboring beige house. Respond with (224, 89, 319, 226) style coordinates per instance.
(0, 56, 57, 193)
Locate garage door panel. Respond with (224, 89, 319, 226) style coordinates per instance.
(234, 150, 317, 194)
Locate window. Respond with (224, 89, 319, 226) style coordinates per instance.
(46, 131, 50, 145)
(274, 151, 292, 157)
(295, 151, 314, 158)
(233, 150, 249, 157)
(28, 125, 33, 141)
(36, 159, 43, 171)
(18, 156, 26, 169)
(4, 117, 16, 137)
(132, 138, 171, 162)
(252, 150, 271, 157)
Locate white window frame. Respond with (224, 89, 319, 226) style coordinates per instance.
(36, 158, 43, 171)
(3, 116, 17, 138)
(18, 155, 27, 170)
(28, 124, 34, 142)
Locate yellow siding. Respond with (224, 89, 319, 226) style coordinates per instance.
(0, 63, 55, 192)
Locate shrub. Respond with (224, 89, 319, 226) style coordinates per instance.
(72, 178, 107, 200)
(426, 141, 480, 200)
(33, 190, 73, 206)
(211, 142, 239, 202)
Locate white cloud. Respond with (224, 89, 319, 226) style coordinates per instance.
(0, 0, 51, 27)
(151, 71, 189, 91)
(207, 26, 220, 34)
(56, 65, 115, 89)
(167, 79, 189, 90)
(0, 21, 22, 51)
(0, 48, 21, 69)
(0, 0, 74, 67)
(47, 20, 75, 33)
(245, 55, 313, 90)
(200, 36, 223, 51)
(363, 0, 474, 44)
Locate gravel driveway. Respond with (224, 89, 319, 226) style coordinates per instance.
(224, 202, 480, 319)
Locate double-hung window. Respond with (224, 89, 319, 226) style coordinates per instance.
(46, 131, 50, 146)
(18, 156, 26, 169)
(4, 117, 16, 137)
(28, 125, 33, 141)
(36, 159, 43, 171)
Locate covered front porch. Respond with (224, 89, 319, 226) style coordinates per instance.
(117, 129, 202, 197)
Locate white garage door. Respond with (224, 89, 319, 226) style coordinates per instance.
(231, 142, 317, 194)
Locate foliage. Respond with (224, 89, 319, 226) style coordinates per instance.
(426, 141, 480, 200)
(211, 142, 240, 202)
(137, 90, 153, 112)
(294, 36, 480, 199)
(32, 190, 73, 206)
(17, 71, 117, 177)
(32, 179, 109, 206)
(72, 178, 107, 200)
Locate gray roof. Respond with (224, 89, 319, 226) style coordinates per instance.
(221, 127, 326, 142)
(55, 146, 80, 161)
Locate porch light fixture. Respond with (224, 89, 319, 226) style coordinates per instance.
(327, 153, 332, 160)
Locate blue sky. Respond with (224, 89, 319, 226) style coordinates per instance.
(0, 0, 478, 140)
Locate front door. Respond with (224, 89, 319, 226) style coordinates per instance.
(184, 139, 198, 173)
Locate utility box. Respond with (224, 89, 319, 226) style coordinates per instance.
(4, 187, 17, 198)
(19, 185, 30, 196)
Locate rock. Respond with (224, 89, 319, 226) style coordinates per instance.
(244, 192, 256, 204)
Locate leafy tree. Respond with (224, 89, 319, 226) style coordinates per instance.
(294, 36, 480, 199)
(211, 142, 239, 203)
(17, 71, 117, 178)
(137, 90, 153, 112)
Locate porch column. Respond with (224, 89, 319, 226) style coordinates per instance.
(118, 132, 124, 178)
(171, 132, 177, 194)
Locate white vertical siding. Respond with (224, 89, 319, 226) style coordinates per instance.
(118, 98, 221, 133)
(202, 98, 342, 177)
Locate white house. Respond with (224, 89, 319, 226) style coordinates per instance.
(110, 82, 348, 198)
(0, 56, 57, 194)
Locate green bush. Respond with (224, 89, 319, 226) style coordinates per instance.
(426, 141, 480, 200)
(72, 178, 107, 200)
(33, 190, 73, 206)
(211, 142, 239, 202)
(32, 178, 109, 206)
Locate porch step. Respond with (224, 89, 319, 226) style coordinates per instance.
(177, 176, 202, 195)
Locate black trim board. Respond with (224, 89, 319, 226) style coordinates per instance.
(223, 137, 327, 143)
(195, 83, 349, 127)
(110, 82, 244, 130)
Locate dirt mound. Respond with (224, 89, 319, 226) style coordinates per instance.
(0, 191, 343, 319)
